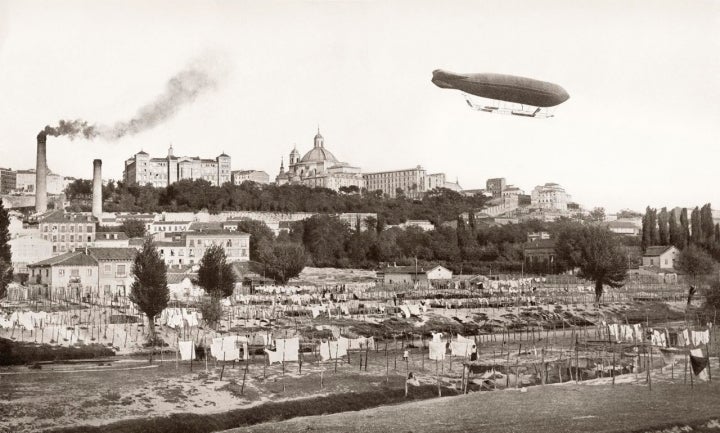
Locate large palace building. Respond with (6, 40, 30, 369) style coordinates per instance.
(275, 129, 365, 191)
(123, 146, 231, 188)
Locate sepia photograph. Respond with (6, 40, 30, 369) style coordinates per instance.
(1, 1, 719, 432)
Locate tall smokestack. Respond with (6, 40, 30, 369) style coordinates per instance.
(92, 159, 102, 220)
(35, 133, 48, 214)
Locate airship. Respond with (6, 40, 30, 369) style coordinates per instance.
(432, 69, 569, 118)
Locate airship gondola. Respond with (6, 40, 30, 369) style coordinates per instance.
(432, 69, 569, 118)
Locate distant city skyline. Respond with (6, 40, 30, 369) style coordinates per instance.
(1, 0, 718, 213)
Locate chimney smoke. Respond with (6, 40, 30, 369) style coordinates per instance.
(35, 133, 48, 214)
(92, 159, 102, 220)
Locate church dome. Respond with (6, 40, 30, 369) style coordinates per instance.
(300, 147, 338, 163)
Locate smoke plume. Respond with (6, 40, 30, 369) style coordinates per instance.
(40, 55, 222, 140)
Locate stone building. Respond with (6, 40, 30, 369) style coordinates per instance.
(123, 145, 231, 187)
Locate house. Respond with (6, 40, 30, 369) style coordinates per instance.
(28, 251, 99, 301)
(378, 264, 453, 286)
(87, 248, 137, 300)
(523, 239, 557, 274)
(604, 220, 640, 236)
(642, 245, 680, 270)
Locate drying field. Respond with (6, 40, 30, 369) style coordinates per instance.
(0, 269, 708, 433)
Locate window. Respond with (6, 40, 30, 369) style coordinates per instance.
(104, 264, 112, 273)
(70, 225, 74, 233)
(60, 226, 66, 233)
(60, 235, 65, 242)
(58, 269, 64, 276)
(69, 235, 74, 242)
(86, 269, 92, 276)
(87, 225, 93, 233)
(117, 265, 126, 276)
(71, 269, 79, 277)
(87, 236, 91, 242)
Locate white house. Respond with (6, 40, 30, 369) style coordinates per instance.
(642, 246, 680, 270)
(425, 265, 453, 281)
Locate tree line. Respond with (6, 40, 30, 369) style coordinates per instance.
(641, 204, 720, 259)
(70, 179, 489, 226)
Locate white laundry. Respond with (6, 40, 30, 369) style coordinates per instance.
(179, 341, 195, 360)
(429, 341, 446, 360)
(450, 341, 474, 357)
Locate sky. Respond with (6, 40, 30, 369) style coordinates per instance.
(0, 0, 718, 213)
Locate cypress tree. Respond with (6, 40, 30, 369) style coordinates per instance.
(129, 237, 169, 342)
(680, 208, 690, 248)
(669, 211, 681, 249)
(658, 207, 669, 245)
(690, 206, 702, 245)
(700, 204, 715, 245)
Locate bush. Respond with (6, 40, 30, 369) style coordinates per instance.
(199, 297, 223, 329)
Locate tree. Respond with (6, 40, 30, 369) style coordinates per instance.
(676, 244, 717, 283)
(641, 207, 659, 251)
(700, 204, 715, 245)
(298, 215, 349, 267)
(129, 238, 169, 342)
(0, 199, 12, 299)
(556, 225, 628, 303)
(236, 219, 276, 261)
(120, 219, 147, 238)
(657, 207, 669, 245)
(690, 207, 703, 245)
(680, 208, 690, 249)
(589, 207, 606, 223)
(197, 245, 237, 299)
(64, 178, 92, 199)
(669, 211, 681, 249)
(259, 241, 306, 284)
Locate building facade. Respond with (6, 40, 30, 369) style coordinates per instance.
(88, 248, 136, 300)
(154, 230, 251, 266)
(530, 183, 571, 211)
(8, 235, 53, 274)
(123, 146, 231, 187)
(14, 169, 66, 194)
(38, 211, 97, 255)
(231, 170, 270, 185)
(0, 167, 17, 194)
(275, 129, 365, 191)
(486, 178, 507, 198)
(362, 167, 456, 199)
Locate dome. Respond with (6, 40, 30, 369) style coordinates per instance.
(300, 147, 338, 163)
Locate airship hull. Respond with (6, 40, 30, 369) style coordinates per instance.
(432, 70, 569, 108)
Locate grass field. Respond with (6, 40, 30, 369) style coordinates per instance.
(222, 381, 720, 433)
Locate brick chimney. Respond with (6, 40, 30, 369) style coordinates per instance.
(35, 133, 48, 214)
(92, 159, 102, 220)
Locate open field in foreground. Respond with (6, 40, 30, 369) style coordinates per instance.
(224, 380, 720, 433)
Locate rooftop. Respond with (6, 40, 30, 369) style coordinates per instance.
(87, 247, 137, 261)
(30, 251, 98, 267)
(644, 245, 676, 257)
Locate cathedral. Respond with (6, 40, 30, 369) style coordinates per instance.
(275, 129, 366, 191)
